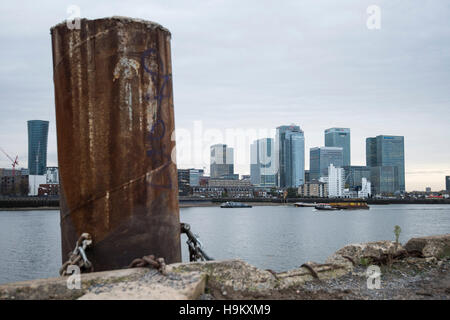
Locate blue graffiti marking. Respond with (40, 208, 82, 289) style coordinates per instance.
(148, 119, 166, 141)
(141, 48, 172, 109)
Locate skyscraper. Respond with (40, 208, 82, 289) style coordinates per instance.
(27, 120, 49, 175)
(370, 166, 399, 195)
(276, 125, 305, 188)
(309, 147, 343, 181)
(366, 137, 378, 167)
(210, 144, 234, 179)
(325, 128, 351, 166)
(446, 176, 450, 191)
(366, 135, 405, 193)
(250, 138, 276, 187)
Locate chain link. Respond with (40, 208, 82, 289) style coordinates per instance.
(181, 223, 213, 262)
(128, 255, 167, 275)
(60, 233, 94, 276)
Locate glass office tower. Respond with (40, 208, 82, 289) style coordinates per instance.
(446, 176, 450, 191)
(276, 125, 305, 188)
(309, 147, 343, 181)
(250, 138, 276, 187)
(27, 120, 49, 175)
(366, 135, 405, 193)
(370, 166, 399, 195)
(210, 144, 234, 179)
(325, 128, 351, 167)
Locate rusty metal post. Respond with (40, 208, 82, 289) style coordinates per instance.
(50, 17, 181, 271)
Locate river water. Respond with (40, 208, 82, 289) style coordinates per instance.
(1, 204, 449, 285)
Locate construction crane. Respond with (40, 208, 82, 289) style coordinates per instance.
(0, 147, 19, 176)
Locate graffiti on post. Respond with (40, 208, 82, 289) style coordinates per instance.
(141, 48, 174, 190)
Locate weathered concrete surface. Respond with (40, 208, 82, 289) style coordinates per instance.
(276, 262, 350, 289)
(51, 16, 181, 271)
(168, 260, 278, 295)
(326, 240, 406, 266)
(404, 234, 450, 258)
(167, 259, 351, 295)
(79, 270, 206, 300)
(0, 268, 148, 300)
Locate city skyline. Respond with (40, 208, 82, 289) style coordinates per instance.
(1, 1, 449, 191)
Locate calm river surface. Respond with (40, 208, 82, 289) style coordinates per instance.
(1, 204, 450, 284)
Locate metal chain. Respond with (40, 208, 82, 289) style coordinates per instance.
(128, 255, 167, 275)
(60, 224, 212, 277)
(180, 223, 213, 262)
(60, 233, 94, 276)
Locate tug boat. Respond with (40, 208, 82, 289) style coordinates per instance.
(220, 201, 252, 208)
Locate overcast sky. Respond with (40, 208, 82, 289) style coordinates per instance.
(0, 0, 449, 191)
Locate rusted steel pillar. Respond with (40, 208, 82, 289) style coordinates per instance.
(51, 17, 181, 271)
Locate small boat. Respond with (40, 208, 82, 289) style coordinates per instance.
(220, 201, 252, 208)
(294, 202, 316, 207)
(314, 204, 340, 211)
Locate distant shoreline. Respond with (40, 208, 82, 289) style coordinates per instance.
(1, 200, 449, 211)
(0, 206, 60, 211)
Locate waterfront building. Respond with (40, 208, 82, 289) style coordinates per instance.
(358, 177, 372, 198)
(208, 179, 252, 188)
(327, 164, 345, 197)
(177, 169, 191, 196)
(210, 144, 234, 179)
(309, 147, 343, 181)
(446, 176, 450, 191)
(199, 176, 210, 186)
(304, 170, 310, 183)
(276, 125, 305, 188)
(219, 174, 239, 180)
(189, 169, 203, 187)
(370, 166, 399, 195)
(193, 177, 253, 198)
(192, 185, 254, 198)
(325, 128, 351, 166)
(28, 174, 46, 196)
(343, 166, 371, 189)
(343, 189, 358, 198)
(0, 169, 29, 196)
(250, 138, 276, 187)
(38, 183, 60, 196)
(298, 181, 328, 197)
(27, 120, 49, 175)
(46, 167, 59, 184)
(366, 135, 405, 193)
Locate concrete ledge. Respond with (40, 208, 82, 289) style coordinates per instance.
(2, 234, 449, 300)
(0, 268, 148, 300)
(78, 270, 206, 300)
(405, 234, 450, 258)
(168, 260, 278, 295)
(326, 240, 406, 266)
